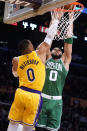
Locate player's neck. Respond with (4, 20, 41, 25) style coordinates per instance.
(53, 58, 59, 61)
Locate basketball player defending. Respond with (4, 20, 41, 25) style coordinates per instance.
(36, 13, 74, 131)
(7, 10, 63, 131)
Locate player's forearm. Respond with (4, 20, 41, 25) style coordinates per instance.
(44, 19, 59, 46)
(63, 12, 73, 64)
(64, 38, 73, 64)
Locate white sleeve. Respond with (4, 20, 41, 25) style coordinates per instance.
(44, 19, 59, 45)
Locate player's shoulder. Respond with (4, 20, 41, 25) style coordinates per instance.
(13, 56, 19, 60)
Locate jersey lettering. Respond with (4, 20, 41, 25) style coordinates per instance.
(46, 61, 62, 71)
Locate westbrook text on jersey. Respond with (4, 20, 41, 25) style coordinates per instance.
(20, 59, 39, 70)
(46, 61, 62, 71)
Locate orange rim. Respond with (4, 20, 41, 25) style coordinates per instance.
(53, 2, 84, 12)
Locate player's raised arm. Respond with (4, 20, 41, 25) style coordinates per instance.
(36, 10, 63, 64)
(62, 12, 74, 71)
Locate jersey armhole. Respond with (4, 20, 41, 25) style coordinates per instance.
(60, 59, 68, 72)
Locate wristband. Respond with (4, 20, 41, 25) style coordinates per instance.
(64, 38, 73, 44)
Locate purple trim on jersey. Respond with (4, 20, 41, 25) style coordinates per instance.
(34, 96, 43, 127)
(20, 86, 41, 94)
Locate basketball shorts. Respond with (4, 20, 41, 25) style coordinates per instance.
(37, 97, 62, 130)
(8, 88, 42, 126)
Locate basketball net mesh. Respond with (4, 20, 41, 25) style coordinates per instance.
(51, 2, 84, 40)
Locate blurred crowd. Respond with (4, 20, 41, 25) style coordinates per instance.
(59, 97, 87, 131)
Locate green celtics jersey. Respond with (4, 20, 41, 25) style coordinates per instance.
(42, 58, 68, 96)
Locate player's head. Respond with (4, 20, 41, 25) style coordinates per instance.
(18, 39, 34, 54)
(51, 47, 62, 59)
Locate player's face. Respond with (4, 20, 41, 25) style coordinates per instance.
(51, 48, 62, 59)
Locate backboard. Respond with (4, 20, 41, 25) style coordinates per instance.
(2, 0, 77, 24)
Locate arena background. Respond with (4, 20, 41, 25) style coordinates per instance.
(0, 0, 87, 130)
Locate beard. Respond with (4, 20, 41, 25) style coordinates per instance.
(51, 54, 62, 59)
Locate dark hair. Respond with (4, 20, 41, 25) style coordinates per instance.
(17, 39, 31, 53)
(52, 47, 62, 53)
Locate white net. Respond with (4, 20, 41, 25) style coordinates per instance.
(51, 2, 84, 41)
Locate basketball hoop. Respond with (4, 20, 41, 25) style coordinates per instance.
(51, 2, 84, 40)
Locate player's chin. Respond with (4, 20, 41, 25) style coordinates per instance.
(52, 54, 62, 59)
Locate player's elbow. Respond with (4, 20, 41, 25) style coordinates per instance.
(68, 54, 72, 64)
(12, 71, 18, 77)
(65, 53, 72, 65)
